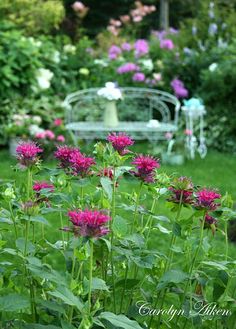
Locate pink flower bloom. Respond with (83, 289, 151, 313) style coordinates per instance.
(132, 155, 160, 183)
(107, 132, 134, 155)
(69, 152, 95, 176)
(107, 25, 119, 36)
(109, 19, 122, 27)
(132, 72, 145, 82)
(97, 167, 114, 180)
(185, 129, 193, 136)
(160, 39, 175, 50)
(16, 141, 43, 167)
(168, 176, 194, 204)
(67, 209, 111, 238)
(120, 15, 130, 23)
(117, 62, 139, 74)
(33, 181, 54, 193)
(35, 132, 46, 139)
(45, 130, 55, 140)
(72, 1, 85, 11)
(134, 39, 149, 57)
(165, 132, 173, 140)
(133, 15, 142, 22)
(195, 189, 221, 211)
(57, 135, 65, 143)
(54, 118, 63, 126)
(54, 145, 80, 169)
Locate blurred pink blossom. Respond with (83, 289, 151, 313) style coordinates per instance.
(57, 135, 65, 143)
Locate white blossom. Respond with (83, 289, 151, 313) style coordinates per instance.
(209, 63, 218, 72)
(97, 82, 122, 101)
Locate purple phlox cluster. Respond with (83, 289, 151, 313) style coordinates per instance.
(133, 72, 145, 82)
(171, 79, 189, 98)
(117, 62, 140, 74)
(108, 45, 122, 60)
(121, 42, 132, 51)
(160, 39, 175, 50)
(134, 39, 149, 57)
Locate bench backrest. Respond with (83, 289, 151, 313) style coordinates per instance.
(64, 87, 180, 126)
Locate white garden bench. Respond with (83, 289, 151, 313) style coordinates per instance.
(64, 87, 180, 144)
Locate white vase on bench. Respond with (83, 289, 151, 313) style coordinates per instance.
(104, 100, 119, 128)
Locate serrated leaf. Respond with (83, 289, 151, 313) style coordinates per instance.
(202, 261, 228, 271)
(99, 312, 143, 329)
(155, 223, 171, 234)
(0, 294, 30, 312)
(38, 299, 65, 314)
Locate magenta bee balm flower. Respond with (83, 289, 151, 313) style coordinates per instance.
(107, 132, 134, 155)
(69, 152, 95, 176)
(68, 209, 111, 238)
(132, 155, 160, 183)
(16, 141, 43, 167)
(33, 181, 54, 193)
(195, 189, 221, 211)
(54, 145, 80, 169)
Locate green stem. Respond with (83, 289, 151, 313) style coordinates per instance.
(9, 201, 17, 239)
(119, 265, 129, 313)
(60, 211, 65, 249)
(224, 219, 228, 261)
(88, 239, 94, 314)
(175, 214, 206, 327)
(143, 197, 158, 238)
(110, 167, 117, 313)
(69, 245, 76, 324)
(150, 194, 183, 328)
(24, 218, 30, 256)
(131, 182, 143, 233)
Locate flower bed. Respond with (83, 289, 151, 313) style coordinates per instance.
(0, 134, 234, 328)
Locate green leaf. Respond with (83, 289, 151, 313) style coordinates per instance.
(38, 299, 65, 314)
(213, 283, 225, 301)
(112, 216, 128, 236)
(100, 177, 112, 201)
(202, 261, 228, 271)
(115, 166, 132, 179)
(0, 294, 30, 312)
(61, 320, 77, 329)
(16, 237, 35, 254)
(116, 279, 140, 289)
(155, 223, 171, 234)
(22, 325, 61, 329)
(48, 286, 83, 312)
(157, 269, 189, 289)
(99, 312, 143, 329)
(84, 277, 109, 293)
(30, 216, 50, 226)
(173, 222, 181, 236)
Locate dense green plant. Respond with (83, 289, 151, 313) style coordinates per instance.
(0, 0, 65, 35)
(0, 136, 235, 328)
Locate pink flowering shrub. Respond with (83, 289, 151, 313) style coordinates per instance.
(0, 134, 233, 328)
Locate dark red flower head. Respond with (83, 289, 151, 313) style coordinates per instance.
(107, 132, 134, 155)
(169, 176, 194, 204)
(54, 145, 80, 169)
(16, 141, 43, 167)
(195, 188, 221, 211)
(131, 154, 160, 183)
(204, 213, 218, 235)
(67, 209, 111, 238)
